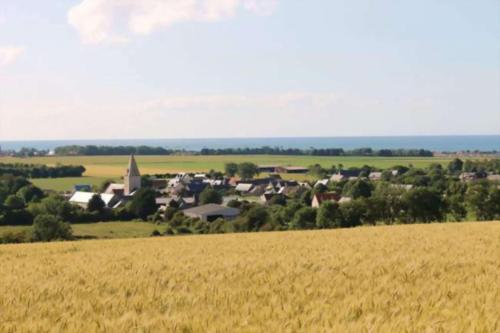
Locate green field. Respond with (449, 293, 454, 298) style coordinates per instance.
(0, 221, 166, 240)
(30, 176, 119, 192)
(1, 154, 459, 191)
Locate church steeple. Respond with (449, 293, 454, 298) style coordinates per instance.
(126, 154, 141, 177)
(124, 154, 141, 195)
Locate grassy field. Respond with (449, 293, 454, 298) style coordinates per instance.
(0, 222, 498, 332)
(0, 221, 165, 240)
(1, 154, 457, 191)
(30, 176, 119, 192)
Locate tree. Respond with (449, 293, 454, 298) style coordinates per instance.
(32, 214, 73, 242)
(28, 195, 76, 222)
(447, 158, 464, 174)
(308, 164, 326, 178)
(446, 194, 467, 221)
(342, 179, 372, 199)
(290, 207, 317, 230)
(87, 194, 105, 212)
(402, 188, 445, 223)
(199, 187, 223, 205)
(268, 194, 287, 206)
(316, 201, 339, 229)
(4, 195, 25, 210)
(243, 206, 271, 231)
(16, 185, 44, 203)
(237, 162, 259, 180)
(338, 200, 365, 228)
(465, 182, 499, 220)
(224, 163, 238, 177)
(128, 188, 157, 220)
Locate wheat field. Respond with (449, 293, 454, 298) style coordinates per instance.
(0, 222, 499, 332)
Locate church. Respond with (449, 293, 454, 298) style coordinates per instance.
(104, 154, 142, 196)
(69, 155, 142, 209)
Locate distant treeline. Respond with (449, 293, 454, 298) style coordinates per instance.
(0, 163, 85, 178)
(200, 147, 434, 157)
(54, 145, 174, 156)
(51, 145, 433, 157)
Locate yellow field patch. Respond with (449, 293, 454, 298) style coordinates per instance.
(0, 222, 498, 332)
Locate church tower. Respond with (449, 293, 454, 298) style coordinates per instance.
(124, 154, 141, 195)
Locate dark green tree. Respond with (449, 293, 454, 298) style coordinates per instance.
(237, 162, 259, 180)
(4, 195, 25, 210)
(32, 214, 73, 242)
(342, 179, 372, 199)
(242, 206, 270, 231)
(402, 188, 445, 223)
(199, 187, 223, 205)
(128, 188, 157, 220)
(290, 207, 317, 230)
(16, 185, 44, 203)
(87, 194, 105, 212)
(316, 201, 339, 228)
(224, 163, 238, 177)
(447, 158, 464, 174)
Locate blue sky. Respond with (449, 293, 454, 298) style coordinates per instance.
(0, 0, 499, 140)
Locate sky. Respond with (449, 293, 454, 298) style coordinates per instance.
(0, 0, 499, 140)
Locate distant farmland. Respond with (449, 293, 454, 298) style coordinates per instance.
(0, 222, 498, 332)
(1, 155, 458, 190)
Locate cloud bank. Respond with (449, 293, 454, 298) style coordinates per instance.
(68, 0, 279, 44)
(0, 47, 24, 66)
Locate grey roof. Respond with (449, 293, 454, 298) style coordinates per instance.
(183, 204, 240, 216)
(126, 154, 141, 177)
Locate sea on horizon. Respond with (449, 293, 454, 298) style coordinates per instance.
(0, 135, 499, 152)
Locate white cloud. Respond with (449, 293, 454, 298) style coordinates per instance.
(0, 46, 24, 66)
(68, 0, 279, 44)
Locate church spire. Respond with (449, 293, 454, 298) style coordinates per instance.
(126, 154, 141, 177)
(124, 154, 141, 195)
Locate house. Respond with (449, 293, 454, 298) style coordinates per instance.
(368, 172, 383, 181)
(330, 169, 364, 182)
(150, 178, 167, 190)
(257, 165, 279, 173)
(69, 192, 119, 209)
(315, 179, 329, 187)
(275, 166, 309, 174)
(235, 183, 254, 194)
(330, 174, 346, 182)
(390, 184, 414, 191)
(459, 172, 477, 182)
(338, 197, 352, 204)
(104, 183, 125, 195)
(311, 192, 341, 208)
(183, 204, 240, 222)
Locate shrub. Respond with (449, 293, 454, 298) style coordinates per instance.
(32, 214, 73, 242)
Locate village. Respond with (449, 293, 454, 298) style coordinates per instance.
(66, 155, 362, 222)
(66, 155, 500, 224)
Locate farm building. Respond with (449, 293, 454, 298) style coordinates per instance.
(311, 193, 341, 208)
(275, 166, 309, 174)
(69, 192, 120, 209)
(183, 204, 240, 222)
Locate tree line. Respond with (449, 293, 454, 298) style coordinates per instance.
(0, 163, 85, 178)
(50, 145, 434, 157)
(201, 147, 434, 157)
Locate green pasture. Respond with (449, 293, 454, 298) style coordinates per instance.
(30, 177, 118, 192)
(0, 221, 166, 240)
